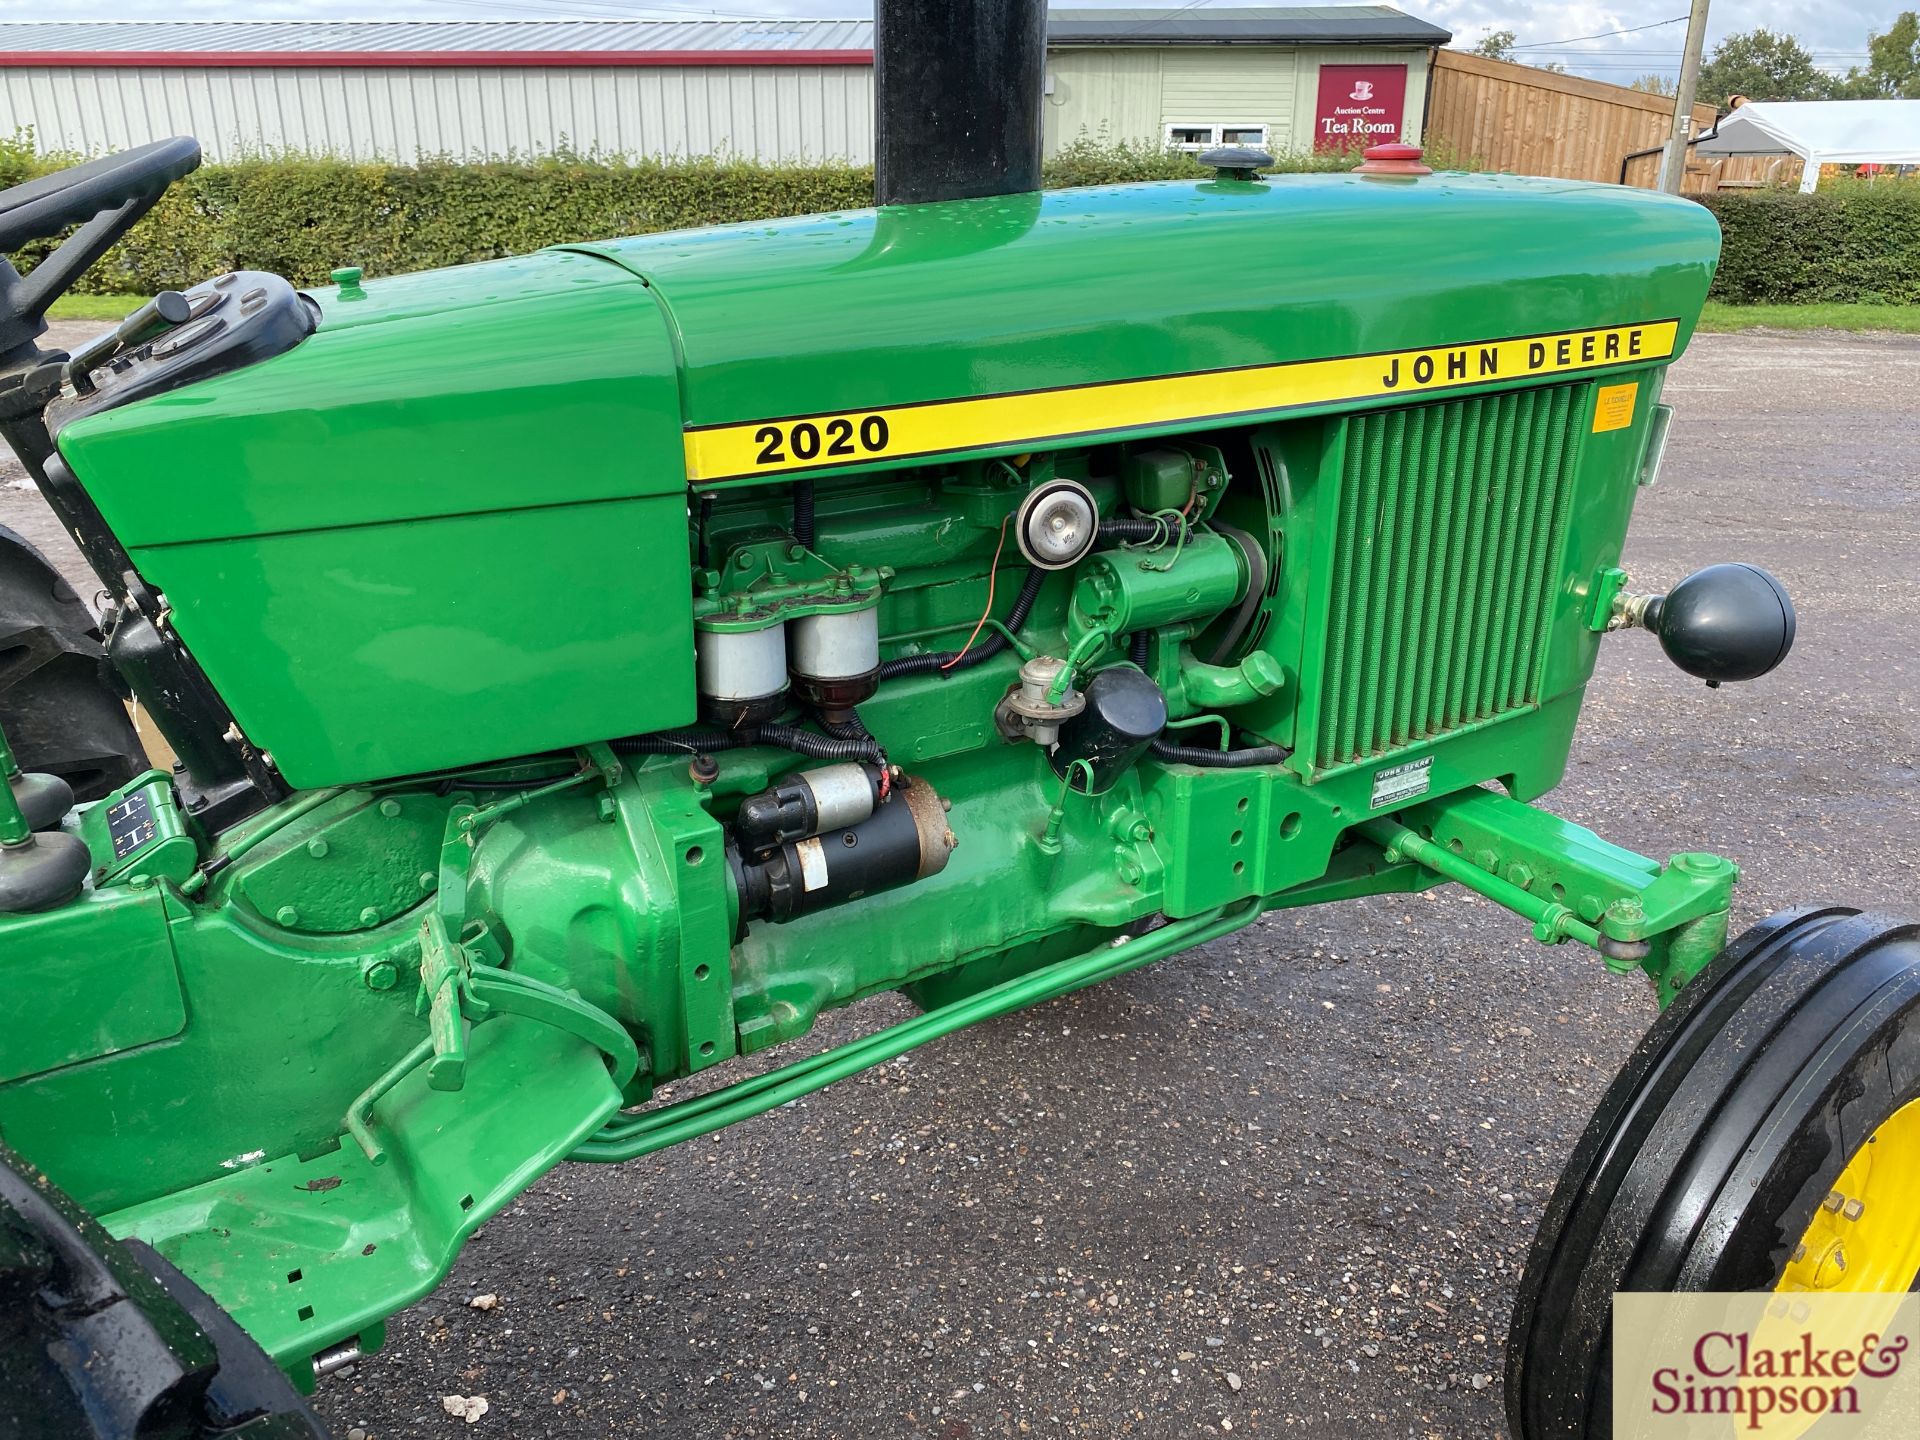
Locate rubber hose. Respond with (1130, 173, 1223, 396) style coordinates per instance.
(819, 710, 873, 741)
(1147, 737, 1289, 768)
(696, 492, 715, 570)
(613, 726, 882, 764)
(792, 479, 816, 548)
(1097, 517, 1171, 544)
(878, 567, 1046, 679)
(1130, 632, 1150, 668)
(612, 729, 752, 756)
(750, 724, 883, 763)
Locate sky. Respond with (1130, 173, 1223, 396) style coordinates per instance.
(0, 1, 1902, 86)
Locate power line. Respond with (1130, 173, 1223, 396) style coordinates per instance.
(1126, 0, 1217, 38)
(1510, 15, 1691, 50)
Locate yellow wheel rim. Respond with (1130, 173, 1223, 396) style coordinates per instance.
(1776, 1095, 1920, 1293)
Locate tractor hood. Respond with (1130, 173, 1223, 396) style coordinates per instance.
(43, 169, 1718, 788)
(562, 170, 1720, 482)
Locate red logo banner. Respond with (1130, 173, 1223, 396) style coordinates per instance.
(1313, 64, 1408, 150)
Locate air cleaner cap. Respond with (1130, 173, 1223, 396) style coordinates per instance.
(1198, 146, 1273, 181)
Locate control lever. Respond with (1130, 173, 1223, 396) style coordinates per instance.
(65, 290, 190, 395)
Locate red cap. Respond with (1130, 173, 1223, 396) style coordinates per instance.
(1356, 143, 1433, 177)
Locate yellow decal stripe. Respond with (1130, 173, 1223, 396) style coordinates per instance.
(684, 320, 1679, 484)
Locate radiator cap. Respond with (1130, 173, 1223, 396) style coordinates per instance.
(1356, 143, 1434, 178)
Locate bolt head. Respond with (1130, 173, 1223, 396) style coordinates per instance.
(378, 798, 402, 819)
(364, 959, 400, 991)
(275, 905, 300, 927)
(307, 837, 329, 858)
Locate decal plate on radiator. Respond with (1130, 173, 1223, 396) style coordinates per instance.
(1370, 757, 1433, 811)
(682, 320, 1680, 483)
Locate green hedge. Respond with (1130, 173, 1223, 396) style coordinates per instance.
(2, 135, 1405, 294)
(1697, 183, 1920, 305)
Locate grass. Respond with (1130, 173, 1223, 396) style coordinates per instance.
(47, 293, 147, 322)
(1697, 301, 1920, 334)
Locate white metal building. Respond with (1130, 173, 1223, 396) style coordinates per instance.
(0, 9, 1449, 165)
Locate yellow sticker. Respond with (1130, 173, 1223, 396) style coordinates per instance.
(1593, 381, 1639, 432)
(685, 320, 1679, 483)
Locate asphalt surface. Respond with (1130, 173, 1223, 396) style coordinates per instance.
(5, 326, 1917, 1438)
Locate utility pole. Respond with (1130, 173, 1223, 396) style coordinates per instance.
(1659, 0, 1712, 193)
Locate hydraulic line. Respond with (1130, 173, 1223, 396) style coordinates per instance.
(878, 566, 1046, 679)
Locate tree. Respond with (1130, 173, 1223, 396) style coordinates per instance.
(1844, 11, 1920, 97)
(1469, 28, 1516, 62)
(1630, 73, 1677, 96)
(1695, 29, 1834, 109)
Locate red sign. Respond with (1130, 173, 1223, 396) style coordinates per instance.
(1313, 64, 1408, 151)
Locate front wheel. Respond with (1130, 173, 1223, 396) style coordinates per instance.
(1505, 906, 1920, 1439)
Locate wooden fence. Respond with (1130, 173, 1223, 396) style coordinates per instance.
(1425, 49, 1723, 191)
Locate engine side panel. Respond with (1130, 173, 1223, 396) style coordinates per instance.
(51, 252, 696, 787)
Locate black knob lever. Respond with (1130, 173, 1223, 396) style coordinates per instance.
(66, 289, 191, 394)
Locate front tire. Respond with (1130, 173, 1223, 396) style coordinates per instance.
(1505, 906, 1920, 1439)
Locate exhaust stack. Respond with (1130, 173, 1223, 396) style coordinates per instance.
(874, 0, 1048, 206)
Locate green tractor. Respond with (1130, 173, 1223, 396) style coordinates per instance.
(1, 5, 1914, 1436)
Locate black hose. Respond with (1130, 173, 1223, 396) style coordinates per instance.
(1148, 737, 1289, 768)
(819, 710, 873, 741)
(1098, 516, 1176, 544)
(1129, 631, 1150, 668)
(612, 728, 753, 756)
(878, 566, 1046, 679)
(437, 774, 563, 793)
(755, 723, 882, 763)
(696, 492, 715, 570)
(793, 479, 816, 548)
(612, 724, 882, 764)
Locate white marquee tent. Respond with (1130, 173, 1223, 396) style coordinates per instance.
(1695, 100, 1920, 192)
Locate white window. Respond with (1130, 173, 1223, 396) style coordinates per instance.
(1163, 123, 1270, 153)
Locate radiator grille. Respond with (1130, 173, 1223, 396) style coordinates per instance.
(1313, 383, 1584, 772)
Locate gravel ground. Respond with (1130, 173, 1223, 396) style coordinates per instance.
(5, 326, 1917, 1439)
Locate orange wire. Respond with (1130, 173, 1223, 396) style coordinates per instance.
(941, 514, 1012, 671)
